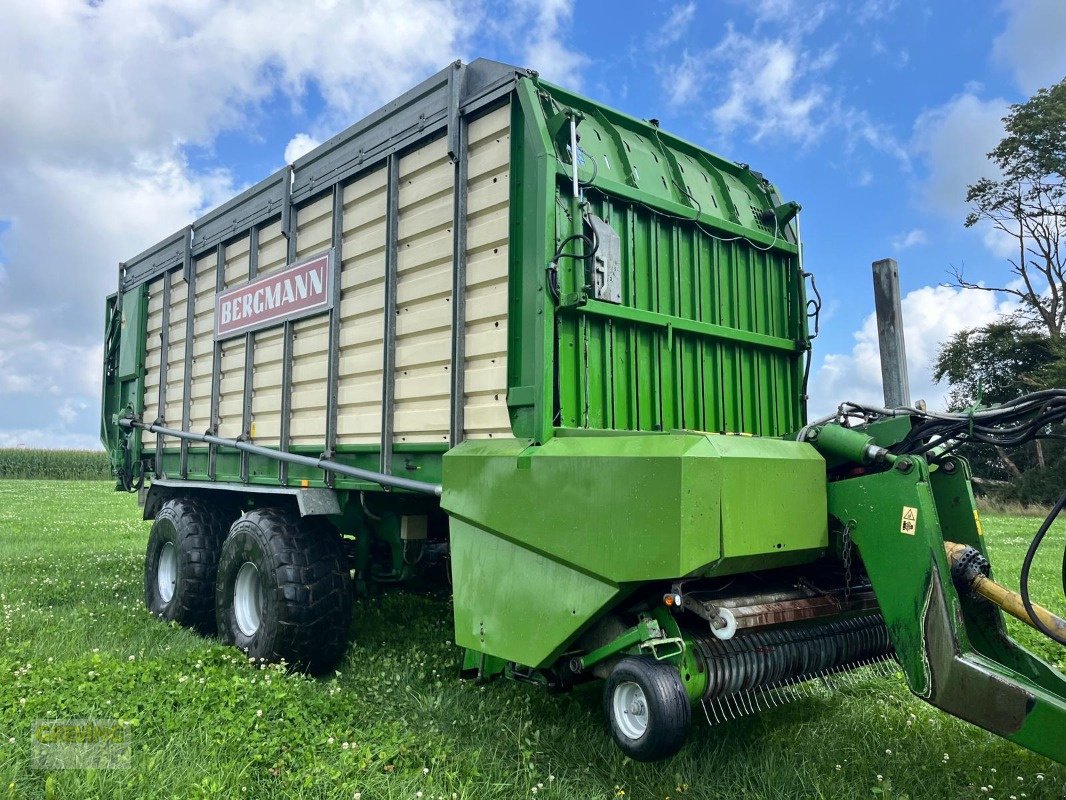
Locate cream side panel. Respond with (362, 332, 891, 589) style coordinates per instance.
(217, 236, 252, 440)
(142, 277, 165, 426)
(188, 253, 217, 434)
(394, 136, 453, 443)
(289, 195, 334, 445)
(463, 104, 511, 438)
(250, 219, 286, 446)
(164, 270, 187, 427)
(337, 168, 387, 445)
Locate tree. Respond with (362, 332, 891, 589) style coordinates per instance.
(933, 319, 1054, 479)
(950, 77, 1066, 337)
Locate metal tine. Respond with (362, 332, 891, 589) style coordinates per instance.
(700, 698, 716, 726)
(724, 695, 741, 721)
(759, 684, 779, 710)
(752, 684, 766, 712)
(726, 694, 741, 722)
(723, 694, 740, 721)
(713, 697, 727, 723)
(740, 689, 756, 716)
(710, 698, 724, 725)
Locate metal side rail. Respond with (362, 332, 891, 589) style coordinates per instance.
(828, 454, 1066, 766)
(119, 418, 442, 497)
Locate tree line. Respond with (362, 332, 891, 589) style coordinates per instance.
(935, 76, 1066, 503)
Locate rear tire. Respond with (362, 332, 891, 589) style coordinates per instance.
(144, 497, 236, 633)
(603, 656, 691, 761)
(215, 508, 352, 674)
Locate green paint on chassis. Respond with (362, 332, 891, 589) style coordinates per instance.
(101, 60, 1066, 764)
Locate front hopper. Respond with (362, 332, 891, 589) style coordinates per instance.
(441, 432, 828, 669)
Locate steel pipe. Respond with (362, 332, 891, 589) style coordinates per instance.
(119, 418, 442, 497)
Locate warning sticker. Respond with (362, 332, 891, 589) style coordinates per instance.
(900, 506, 918, 535)
(973, 509, 984, 537)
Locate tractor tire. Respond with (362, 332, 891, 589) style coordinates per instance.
(603, 656, 691, 762)
(215, 508, 352, 674)
(144, 497, 236, 633)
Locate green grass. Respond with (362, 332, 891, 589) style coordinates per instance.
(0, 481, 1064, 799)
(0, 450, 110, 481)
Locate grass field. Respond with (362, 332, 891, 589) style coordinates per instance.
(0, 481, 1064, 799)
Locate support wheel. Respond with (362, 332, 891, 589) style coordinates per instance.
(216, 508, 352, 674)
(144, 497, 236, 633)
(603, 656, 691, 761)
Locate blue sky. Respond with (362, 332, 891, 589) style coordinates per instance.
(0, 0, 1063, 447)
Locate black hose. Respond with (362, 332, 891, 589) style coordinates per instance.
(1019, 489, 1066, 646)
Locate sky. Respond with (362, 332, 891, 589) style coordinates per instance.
(0, 0, 1064, 449)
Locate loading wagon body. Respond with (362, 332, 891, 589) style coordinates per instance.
(101, 59, 1066, 763)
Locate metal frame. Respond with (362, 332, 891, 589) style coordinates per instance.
(380, 154, 399, 476)
(179, 227, 194, 478)
(121, 418, 441, 496)
(280, 167, 296, 485)
(144, 479, 342, 518)
(154, 276, 171, 475)
(323, 183, 344, 480)
(240, 225, 259, 483)
(449, 114, 469, 446)
(207, 242, 225, 478)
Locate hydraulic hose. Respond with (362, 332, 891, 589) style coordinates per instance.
(1018, 491, 1066, 646)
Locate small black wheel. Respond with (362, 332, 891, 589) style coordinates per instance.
(603, 656, 691, 761)
(215, 508, 352, 674)
(144, 497, 236, 633)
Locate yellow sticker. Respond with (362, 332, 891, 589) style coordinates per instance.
(973, 509, 984, 536)
(250, 422, 257, 439)
(900, 506, 918, 535)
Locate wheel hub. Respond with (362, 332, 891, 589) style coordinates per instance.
(613, 680, 650, 740)
(157, 542, 176, 604)
(234, 561, 264, 637)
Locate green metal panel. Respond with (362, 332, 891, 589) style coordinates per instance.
(828, 456, 1066, 766)
(117, 286, 147, 381)
(506, 76, 807, 444)
(442, 432, 827, 667)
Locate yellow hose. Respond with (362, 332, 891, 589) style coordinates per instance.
(945, 542, 1066, 640)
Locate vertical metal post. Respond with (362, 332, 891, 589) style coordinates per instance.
(324, 183, 344, 484)
(240, 226, 259, 483)
(155, 276, 171, 476)
(208, 242, 225, 479)
(381, 154, 400, 476)
(180, 227, 195, 478)
(872, 257, 911, 408)
(280, 168, 296, 484)
(449, 115, 469, 447)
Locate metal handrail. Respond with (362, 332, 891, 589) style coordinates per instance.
(119, 418, 443, 497)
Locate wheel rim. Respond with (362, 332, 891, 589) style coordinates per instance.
(234, 561, 264, 637)
(613, 680, 649, 740)
(156, 542, 177, 604)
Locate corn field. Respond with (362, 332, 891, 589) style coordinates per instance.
(0, 449, 111, 480)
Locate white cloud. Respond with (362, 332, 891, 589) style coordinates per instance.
(513, 0, 587, 89)
(993, 0, 1066, 95)
(655, 1, 697, 48)
(284, 133, 321, 164)
(658, 19, 906, 167)
(663, 52, 704, 108)
(0, 0, 474, 448)
(707, 28, 829, 144)
(810, 285, 1017, 415)
(891, 228, 927, 250)
(911, 92, 1007, 220)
